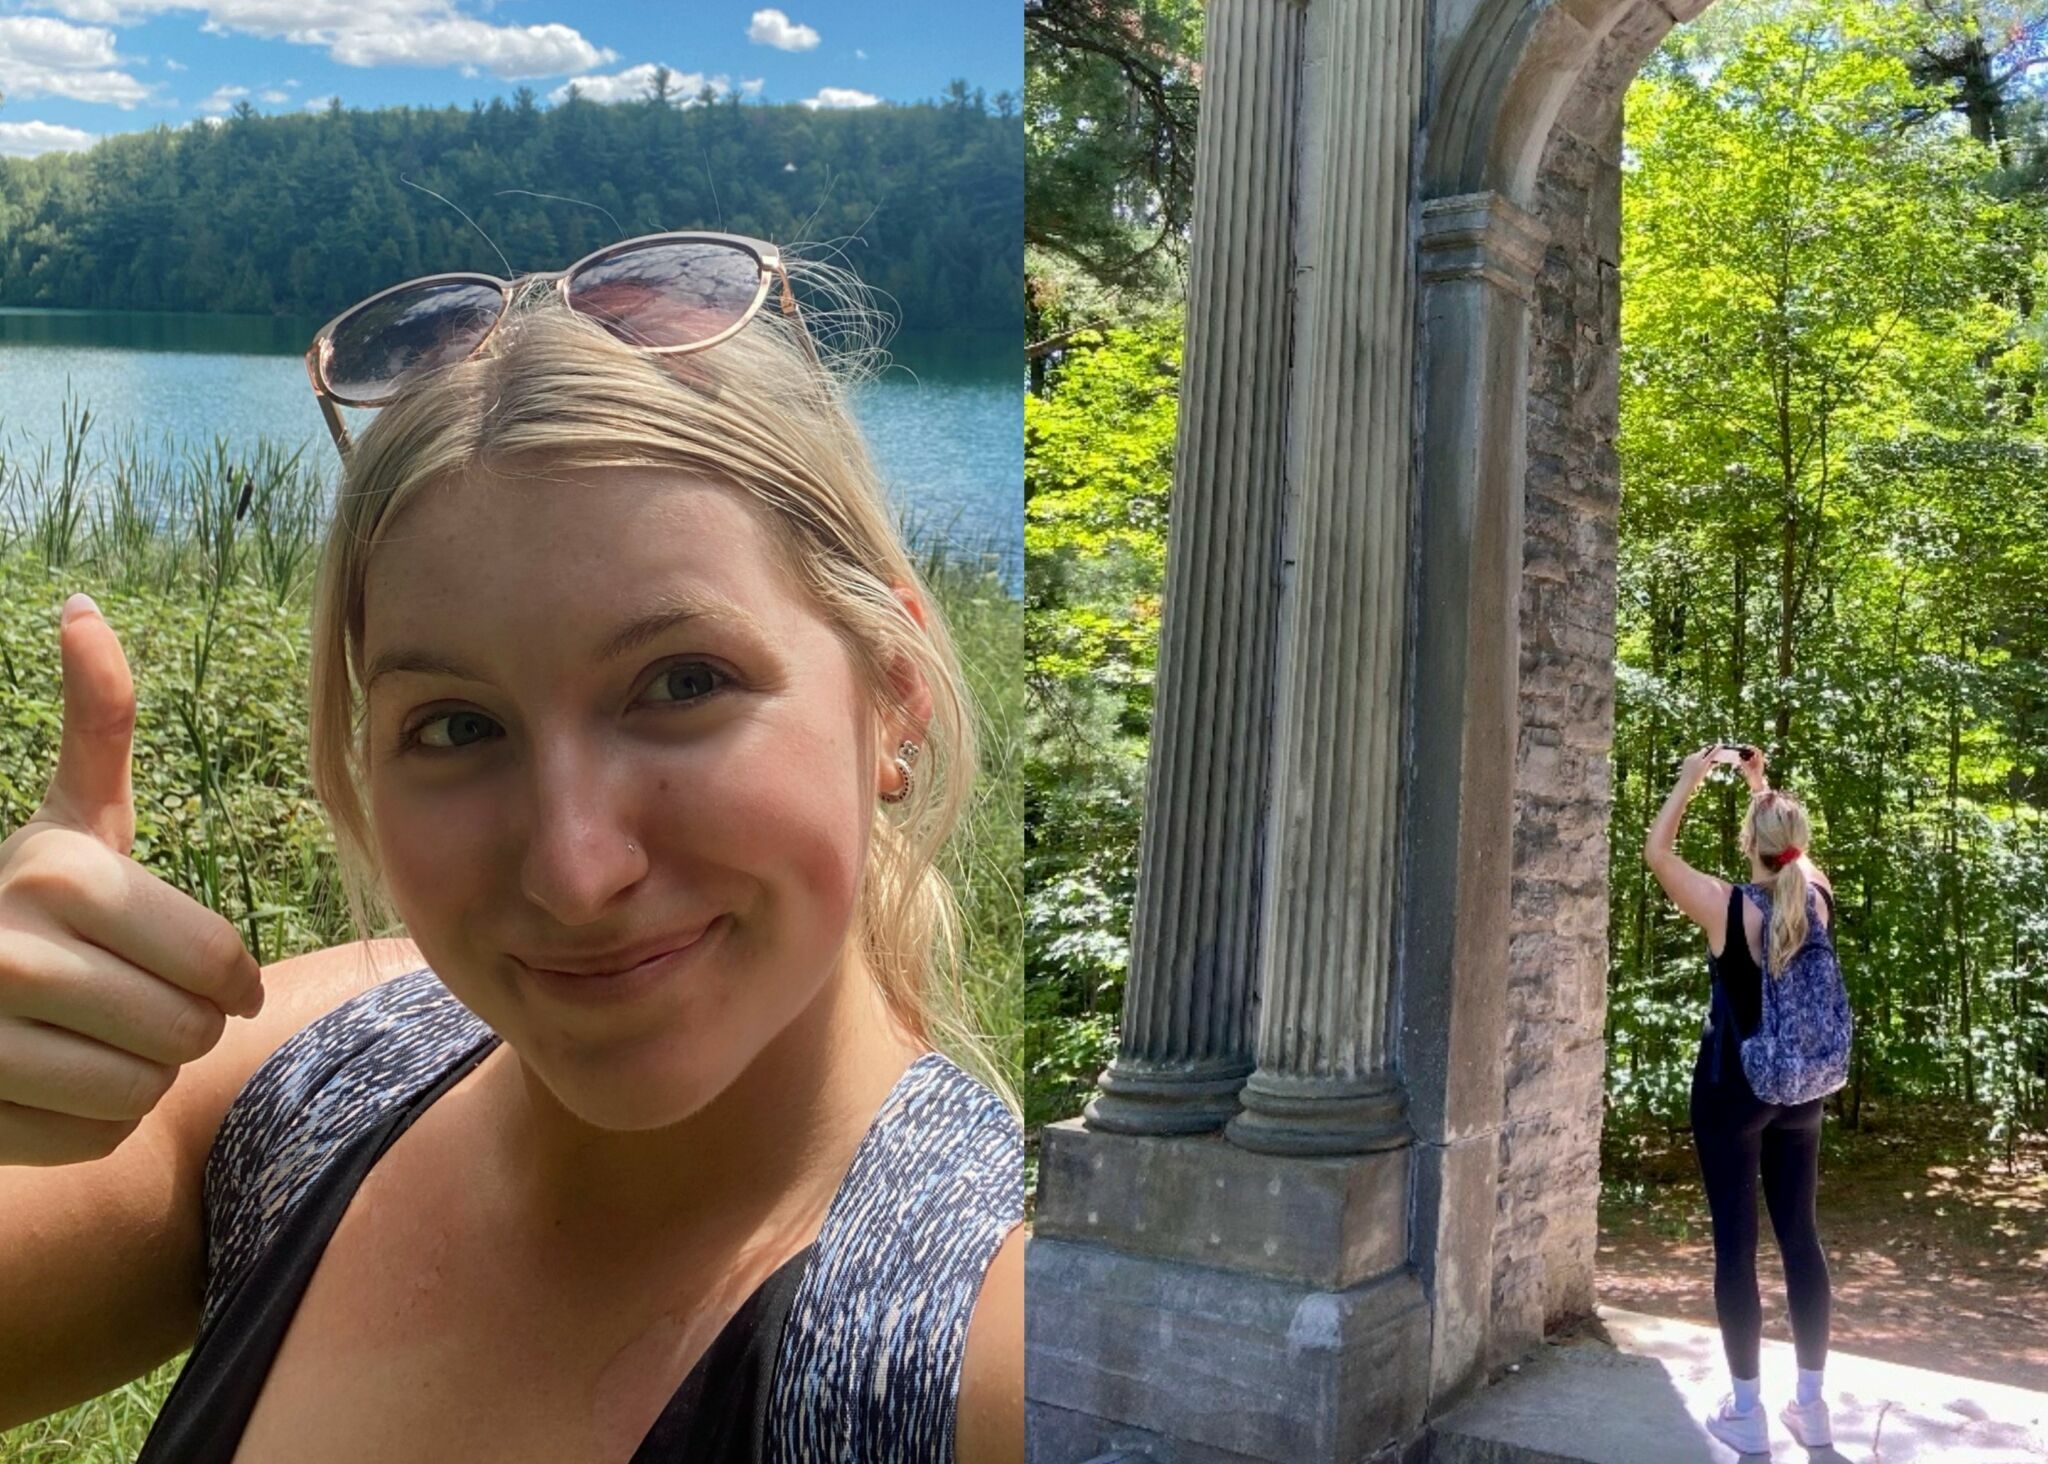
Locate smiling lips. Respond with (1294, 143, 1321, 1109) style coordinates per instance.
(520, 921, 718, 977)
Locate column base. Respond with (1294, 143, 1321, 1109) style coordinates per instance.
(1226, 1068, 1413, 1155)
(1084, 1055, 1253, 1135)
(1035, 1119, 1407, 1289)
(1027, 1235, 1430, 1463)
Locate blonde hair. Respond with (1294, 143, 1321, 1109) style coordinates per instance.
(303, 256, 1007, 1104)
(1740, 790, 1815, 976)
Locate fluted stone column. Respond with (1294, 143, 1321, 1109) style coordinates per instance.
(1226, 0, 1429, 1157)
(1083, 0, 1306, 1137)
(1028, 3, 1433, 1459)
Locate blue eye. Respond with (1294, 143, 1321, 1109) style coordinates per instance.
(651, 660, 726, 704)
(404, 709, 498, 753)
(397, 659, 729, 756)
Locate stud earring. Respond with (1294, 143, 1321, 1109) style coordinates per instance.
(881, 740, 920, 804)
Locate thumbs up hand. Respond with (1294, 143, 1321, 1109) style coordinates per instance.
(39, 593, 138, 854)
(0, 594, 266, 1167)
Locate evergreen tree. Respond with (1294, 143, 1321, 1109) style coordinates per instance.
(0, 93, 1022, 332)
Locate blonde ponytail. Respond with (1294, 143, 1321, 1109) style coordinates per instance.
(1741, 789, 1817, 978)
(1766, 857, 1810, 976)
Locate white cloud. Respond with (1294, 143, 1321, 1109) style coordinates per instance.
(747, 8, 817, 51)
(548, 63, 730, 106)
(201, 77, 303, 111)
(0, 117, 98, 156)
(0, 65, 148, 103)
(331, 19, 611, 79)
(18, 1, 613, 80)
(798, 86, 879, 110)
(164, 56, 186, 70)
(855, 48, 867, 60)
(739, 76, 763, 98)
(303, 92, 337, 108)
(0, 15, 119, 67)
(198, 81, 247, 112)
(0, 16, 153, 106)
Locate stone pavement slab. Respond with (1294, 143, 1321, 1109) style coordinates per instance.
(1429, 1307, 2048, 1462)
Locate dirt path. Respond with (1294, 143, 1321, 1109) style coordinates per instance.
(1598, 1116, 2048, 1392)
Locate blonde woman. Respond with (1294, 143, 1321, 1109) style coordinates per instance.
(0, 233, 1023, 1462)
(1644, 743, 1836, 1457)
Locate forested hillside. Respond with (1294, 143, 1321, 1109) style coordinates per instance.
(0, 81, 1021, 332)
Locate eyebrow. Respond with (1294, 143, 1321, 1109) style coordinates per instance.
(365, 593, 763, 691)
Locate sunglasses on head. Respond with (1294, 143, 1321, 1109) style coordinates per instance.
(304, 230, 812, 461)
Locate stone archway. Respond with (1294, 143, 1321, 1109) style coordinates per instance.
(1425, 0, 1717, 1374)
(1025, 0, 1723, 1459)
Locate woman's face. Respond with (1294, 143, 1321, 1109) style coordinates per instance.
(360, 462, 890, 1131)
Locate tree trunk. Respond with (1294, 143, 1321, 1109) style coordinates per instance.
(1947, 663, 1974, 1106)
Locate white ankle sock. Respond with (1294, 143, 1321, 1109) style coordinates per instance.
(1733, 1376, 1761, 1413)
(1796, 1367, 1824, 1405)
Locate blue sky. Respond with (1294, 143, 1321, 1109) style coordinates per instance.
(0, 0, 1020, 157)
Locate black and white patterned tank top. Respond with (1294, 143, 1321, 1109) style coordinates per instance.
(133, 966, 1023, 1463)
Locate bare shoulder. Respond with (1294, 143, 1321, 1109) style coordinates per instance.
(1808, 867, 1836, 926)
(0, 937, 422, 1429)
(150, 936, 425, 1310)
(160, 936, 426, 1162)
(953, 1223, 1024, 1464)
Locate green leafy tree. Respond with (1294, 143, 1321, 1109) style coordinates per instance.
(1025, 0, 1203, 297)
(1023, 316, 1179, 1129)
(1610, 0, 2048, 1141)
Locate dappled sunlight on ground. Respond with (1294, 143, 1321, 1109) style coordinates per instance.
(1598, 1115, 2048, 1392)
(1442, 1306, 2048, 1461)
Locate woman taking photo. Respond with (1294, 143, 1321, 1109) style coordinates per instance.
(1644, 742, 1844, 1458)
(0, 234, 1023, 1462)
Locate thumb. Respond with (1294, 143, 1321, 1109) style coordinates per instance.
(36, 593, 138, 856)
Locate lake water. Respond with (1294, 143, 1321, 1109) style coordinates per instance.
(0, 309, 1021, 591)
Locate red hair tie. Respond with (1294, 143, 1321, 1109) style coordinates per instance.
(1768, 846, 1803, 872)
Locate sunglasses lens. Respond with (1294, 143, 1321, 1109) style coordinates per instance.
(323, 279, 505, 401)
(566, 240, 767, 348)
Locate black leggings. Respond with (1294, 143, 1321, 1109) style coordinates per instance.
(1689, 1079, 1832, 1377)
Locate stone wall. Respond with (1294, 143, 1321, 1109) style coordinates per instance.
(1488, 29, 1635, 1370)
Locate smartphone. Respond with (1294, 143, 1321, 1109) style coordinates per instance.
(1708, 747, 1759, 789)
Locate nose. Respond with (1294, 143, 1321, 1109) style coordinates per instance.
(516, 739, 647, 925)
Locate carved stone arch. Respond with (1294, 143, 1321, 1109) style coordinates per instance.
(1410, 0, 1721, 1384)
(1427, 0, 1715, 203)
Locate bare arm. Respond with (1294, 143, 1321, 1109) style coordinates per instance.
(0, 937, 421, 1430)
(1644, 746, 1733, 945)
(953, 1224, 1024, 1464)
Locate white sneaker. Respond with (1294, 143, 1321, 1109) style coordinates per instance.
(1704, 1394, 1771, 1455)
(1781, 1396, 1833, 1447)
